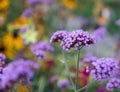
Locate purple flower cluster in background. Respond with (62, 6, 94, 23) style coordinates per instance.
(0, 53, 6, 74)
(22, 8, 34, 18)
(50, 30, 96, 51)
(26, 0, 42, 5)
(0, 59, 39, 90)
(57, 79, 70, 88)
(94, 27, 107, 40)
(0, 53, 6, 62)
(91, 58, 119, 81)
(26, 0, 53, 5)
(49, 76, 57, 83)
(84, 57, 120, 91)
(106, 78, 120, 91)
(50, 30, 68, 43)
(116, 19, 120, 27)
(31, 41, 54, 59)
(82, 55, 97, 63)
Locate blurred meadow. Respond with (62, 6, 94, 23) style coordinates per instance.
(0, 0, 120, 92)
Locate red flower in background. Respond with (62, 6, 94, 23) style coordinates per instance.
(41, 59, 55, 70)
(70, 66, 90, 87)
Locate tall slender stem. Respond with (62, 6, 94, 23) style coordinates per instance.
(75, 49, 80, 90)
(62, 50, 76, 92)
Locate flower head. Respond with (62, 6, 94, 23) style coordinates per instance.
(83, 55, 97, 63)
(91, 58, 119, 81)
(57, 79, 70, 88)
(94, 27, 106, 40)
(26, 0, 42, 5)
(61, 30, 96, 51)
(0, 53, 6, 62)
(116, 19, 120, 27)
(32, 42, 54, 52)
(106, 78, 120, 91)
(49, 76, 57, 83)
(50, 30, 68, 43)
(32, 50, 46, 59)
(0, 59, 39, 90)
(22, 8, 34, 18)
(31, 41, 54, 59)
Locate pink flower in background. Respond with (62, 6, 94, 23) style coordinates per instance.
(96, 87, 106, 92)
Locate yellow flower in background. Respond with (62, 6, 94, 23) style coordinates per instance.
(61, 0, 76, 9)
(0, 40, 15, 59)
(3, 32, 24, 51)
(0, 0, 10, 9)
(21, 29, 37, 45)
(18, 85, 29, 92)
(12, 16, 29, 29)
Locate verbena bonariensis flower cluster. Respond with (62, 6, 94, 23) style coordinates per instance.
(50, 30, 96, 51)
(106, 78, 120, 91)
(84, 57, 120, 91)
(91, 58, 119, 81)
(82, 55, 97, 63)
(0, 53, 6, 73)
(57, 79, 70, 88)
(31, 41, 54, 59)
(0, 57, 39, 90)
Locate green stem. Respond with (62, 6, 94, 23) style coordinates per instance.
(77, 84, 88, 92)
(62, 50, 76, 92)
(75, 49, 80, 90)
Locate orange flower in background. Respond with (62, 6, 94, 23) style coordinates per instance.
(61, 0, 76, 9)
(3, 32, 24, 51)
(18, 85, 29, 92)
(12, 16, 29, 29)
(0, 0, 10, 9)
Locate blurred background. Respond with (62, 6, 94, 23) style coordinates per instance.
(0, 0, 120, 92)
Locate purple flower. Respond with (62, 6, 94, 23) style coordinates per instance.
(83, 55, 97, 63)
(106, 78, 120, 91)
(91, 58, 119, 81)
(61, 30, 96, 51)
(32, 50, 46, 59)
(26, 0, 53, 5)
(116, 19, 120, 27)
(26, 0, 42, 5)
(49, 76, 57, 83)
(94, 27, 107, 40)
(20, 26, 27, 34)
(57, 79, 70, 88)
(32, 42, 54, 51)
(31, 41, 54, 58)
(0, 53, 6, 74)
(0, 59, 39, 90)
(22, 8, 34, 18)
(50, 30, 68, 43)
(78, 16, 88, 25)
(0, 53, 6, 62)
